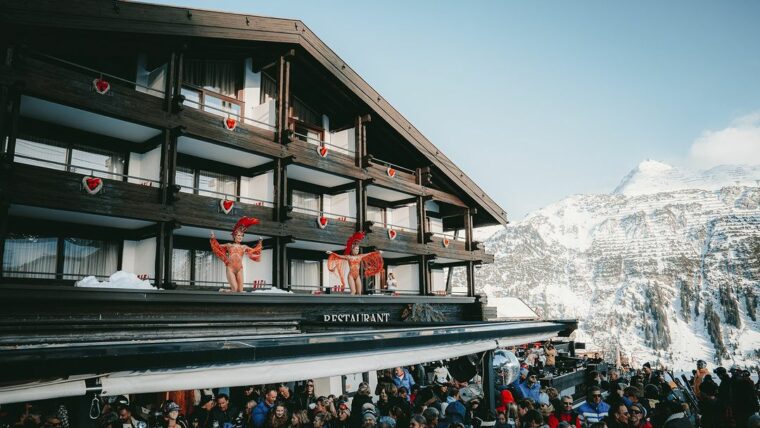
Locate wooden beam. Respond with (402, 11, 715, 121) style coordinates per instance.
(326, 180, 357, 196)
(246, 160, 276, 177)
(176, 152, 250, 177)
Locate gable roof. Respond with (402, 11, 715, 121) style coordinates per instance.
(1, 0, 509, 225)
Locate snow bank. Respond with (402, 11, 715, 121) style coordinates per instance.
(76, 271, 156, 290)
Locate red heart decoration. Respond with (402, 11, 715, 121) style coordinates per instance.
(388, 229, 397, 240)
(93, 78, 110, 94)
(224, 117, 237, 131)
(317, 216, 328, 229)
(443, 238, 450, 248)
(387, 167, 396, 178)
(220, 199, 234, 214)
(82, 176, 103, 194)
(317, 145, 328, 158)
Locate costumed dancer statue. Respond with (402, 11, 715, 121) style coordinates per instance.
(326, 231, 383, 295)
(210, 216, 263, 292)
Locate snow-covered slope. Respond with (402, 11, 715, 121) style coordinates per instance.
(474, 161, 760, 370)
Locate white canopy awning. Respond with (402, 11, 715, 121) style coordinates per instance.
(100, 340, 498, 396)
(0, 378, 88, 405)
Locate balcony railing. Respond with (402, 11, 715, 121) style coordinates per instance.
(178, 184, 274, 208)
(292, 130, 355, 157)
(291, 205, 356, 222)
(13, 154, 163, 187)
(181, 85, 276, 131)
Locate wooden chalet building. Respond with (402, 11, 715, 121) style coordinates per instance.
(0, 0, 575, 412)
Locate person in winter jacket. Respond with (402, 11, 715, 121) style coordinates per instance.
(629, 402, 653, 428)
(577, 387, 610, 425)
(517, 373, 541, 402)
(546, 395, 581, 428)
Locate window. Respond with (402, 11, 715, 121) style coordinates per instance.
(2, 234, 120, 280)
(69, 149, 125, 180)
(183, 59, 240, 97)
(260, 72, 277, 104)
(14, 138, 126, 180)
(367, 206, 385, 226)
(63, 238, 119, 279)
(292, 190, 320, 215)
(291, 97, 321, 128)
(175, 167, 238, 199)
(198, 170, 237, 198)
(2, 234, 57, 279)
(289, 259, 320, 291)
(194, 250, 227, 285)
(172, 249, 191, 283)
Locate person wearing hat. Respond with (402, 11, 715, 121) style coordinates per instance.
(333, 401, 351, 428)
(628, 402, 652, 428)
(159, 401, 189, 428)
(537, 392, 554, 420)
(444, 387, 466, 426)
(351, 383, 374, 428)
(361, 405, 378, 428)
(191, 394, 215, 428)
(517, 370, 541, 402)
(422, 407, 440, 428)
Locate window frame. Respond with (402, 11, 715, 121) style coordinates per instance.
(13, 134, 130, 181)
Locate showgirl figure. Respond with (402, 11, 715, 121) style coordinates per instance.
(210, 216, 263, 292)
(326, 232, 383, 295)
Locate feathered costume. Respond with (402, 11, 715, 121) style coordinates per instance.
(327, 232, 384, 293)
(210, 217, 263, 272)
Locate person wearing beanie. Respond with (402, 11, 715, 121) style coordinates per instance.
(517, 371, 541, 402)
(629, 402, 652, 428)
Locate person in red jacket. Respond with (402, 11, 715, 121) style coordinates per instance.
(495, 389, 515, 413)
(547, 395, 581, 428)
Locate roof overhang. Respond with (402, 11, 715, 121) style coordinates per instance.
(0, 0, 509, 226)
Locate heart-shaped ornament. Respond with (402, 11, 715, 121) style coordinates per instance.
(386, 167, 396, 178)
(443, 238, 450, 248)
(224, 117, 237, 131)
(82, 176, 103, 194)
(388, 229, 397, 240)
(317, 216, 328, 229)
(317, 145, 328, 158)
(220, 199, 234, 214)
(93, 78, 110, 95)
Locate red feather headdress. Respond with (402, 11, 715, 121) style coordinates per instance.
(344, 231, 365, 255)
(232, 216, 259, 237)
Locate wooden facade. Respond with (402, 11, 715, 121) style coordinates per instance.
(0, 2, 577, 407)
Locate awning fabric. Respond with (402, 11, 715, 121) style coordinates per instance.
(0, 378, 87, 404)
(100, 340, 498, 396)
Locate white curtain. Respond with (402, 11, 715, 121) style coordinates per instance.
(198, 170, 237, 198)
(289, 260, 320, 289)
(63, 239, 118, 278)
(292, 190, 319, 215)
(194, 250, 226, 286)
(175, 166, 195, 194)
(69, 149, 125, 180)
(172, 249, 191, 283)
(2, 236, 57, 278)
(14, 139, 66, 170)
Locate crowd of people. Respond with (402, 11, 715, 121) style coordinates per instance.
(494, 348, 760, 428)
(2, 352, 759, 428)
(0, 365, 487, 428)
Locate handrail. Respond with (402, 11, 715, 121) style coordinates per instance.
(292, 131, 355, 155)
(182, 89, 276, 130)
(430, 231, 465, 241)
(28, 51, 165, 95)
(370, 157, 417, 176)
(14, 153, 162, 185)
(291, 205, 356, 220)
(178, 185, 274, 207)
(375, 221, 418, 232)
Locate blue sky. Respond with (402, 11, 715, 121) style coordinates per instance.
(144, 0, 760, 220)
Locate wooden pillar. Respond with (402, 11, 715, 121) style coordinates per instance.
(280, 239, 288, 290)
(276, 52, 293, 144)
(0, 202, 9, 280)
(171, 50, 184, 113)
(466, 260, 475, 297)
(164, 52, 176, 112)
(482, 350, 496, 418)
(416, 195, 426, 244)
(272, 237, 281, 289)
(464, 208, 473, 251)
(354, 116, 363, 167)
(355, 180, 366, 232)
(155, 222, 165, 288)
(4, 86, 21, 163)
(273, 159, 289, 222)
(159, 129, 171, 204)
(163, 224, 174, 288)
(418, 255, 429, 295)
(0, 86, 8, 154)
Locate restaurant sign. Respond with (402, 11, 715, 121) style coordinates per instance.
(322, 313, 391, 323)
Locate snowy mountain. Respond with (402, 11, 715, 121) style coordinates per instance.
(474, 161, 760, 370)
